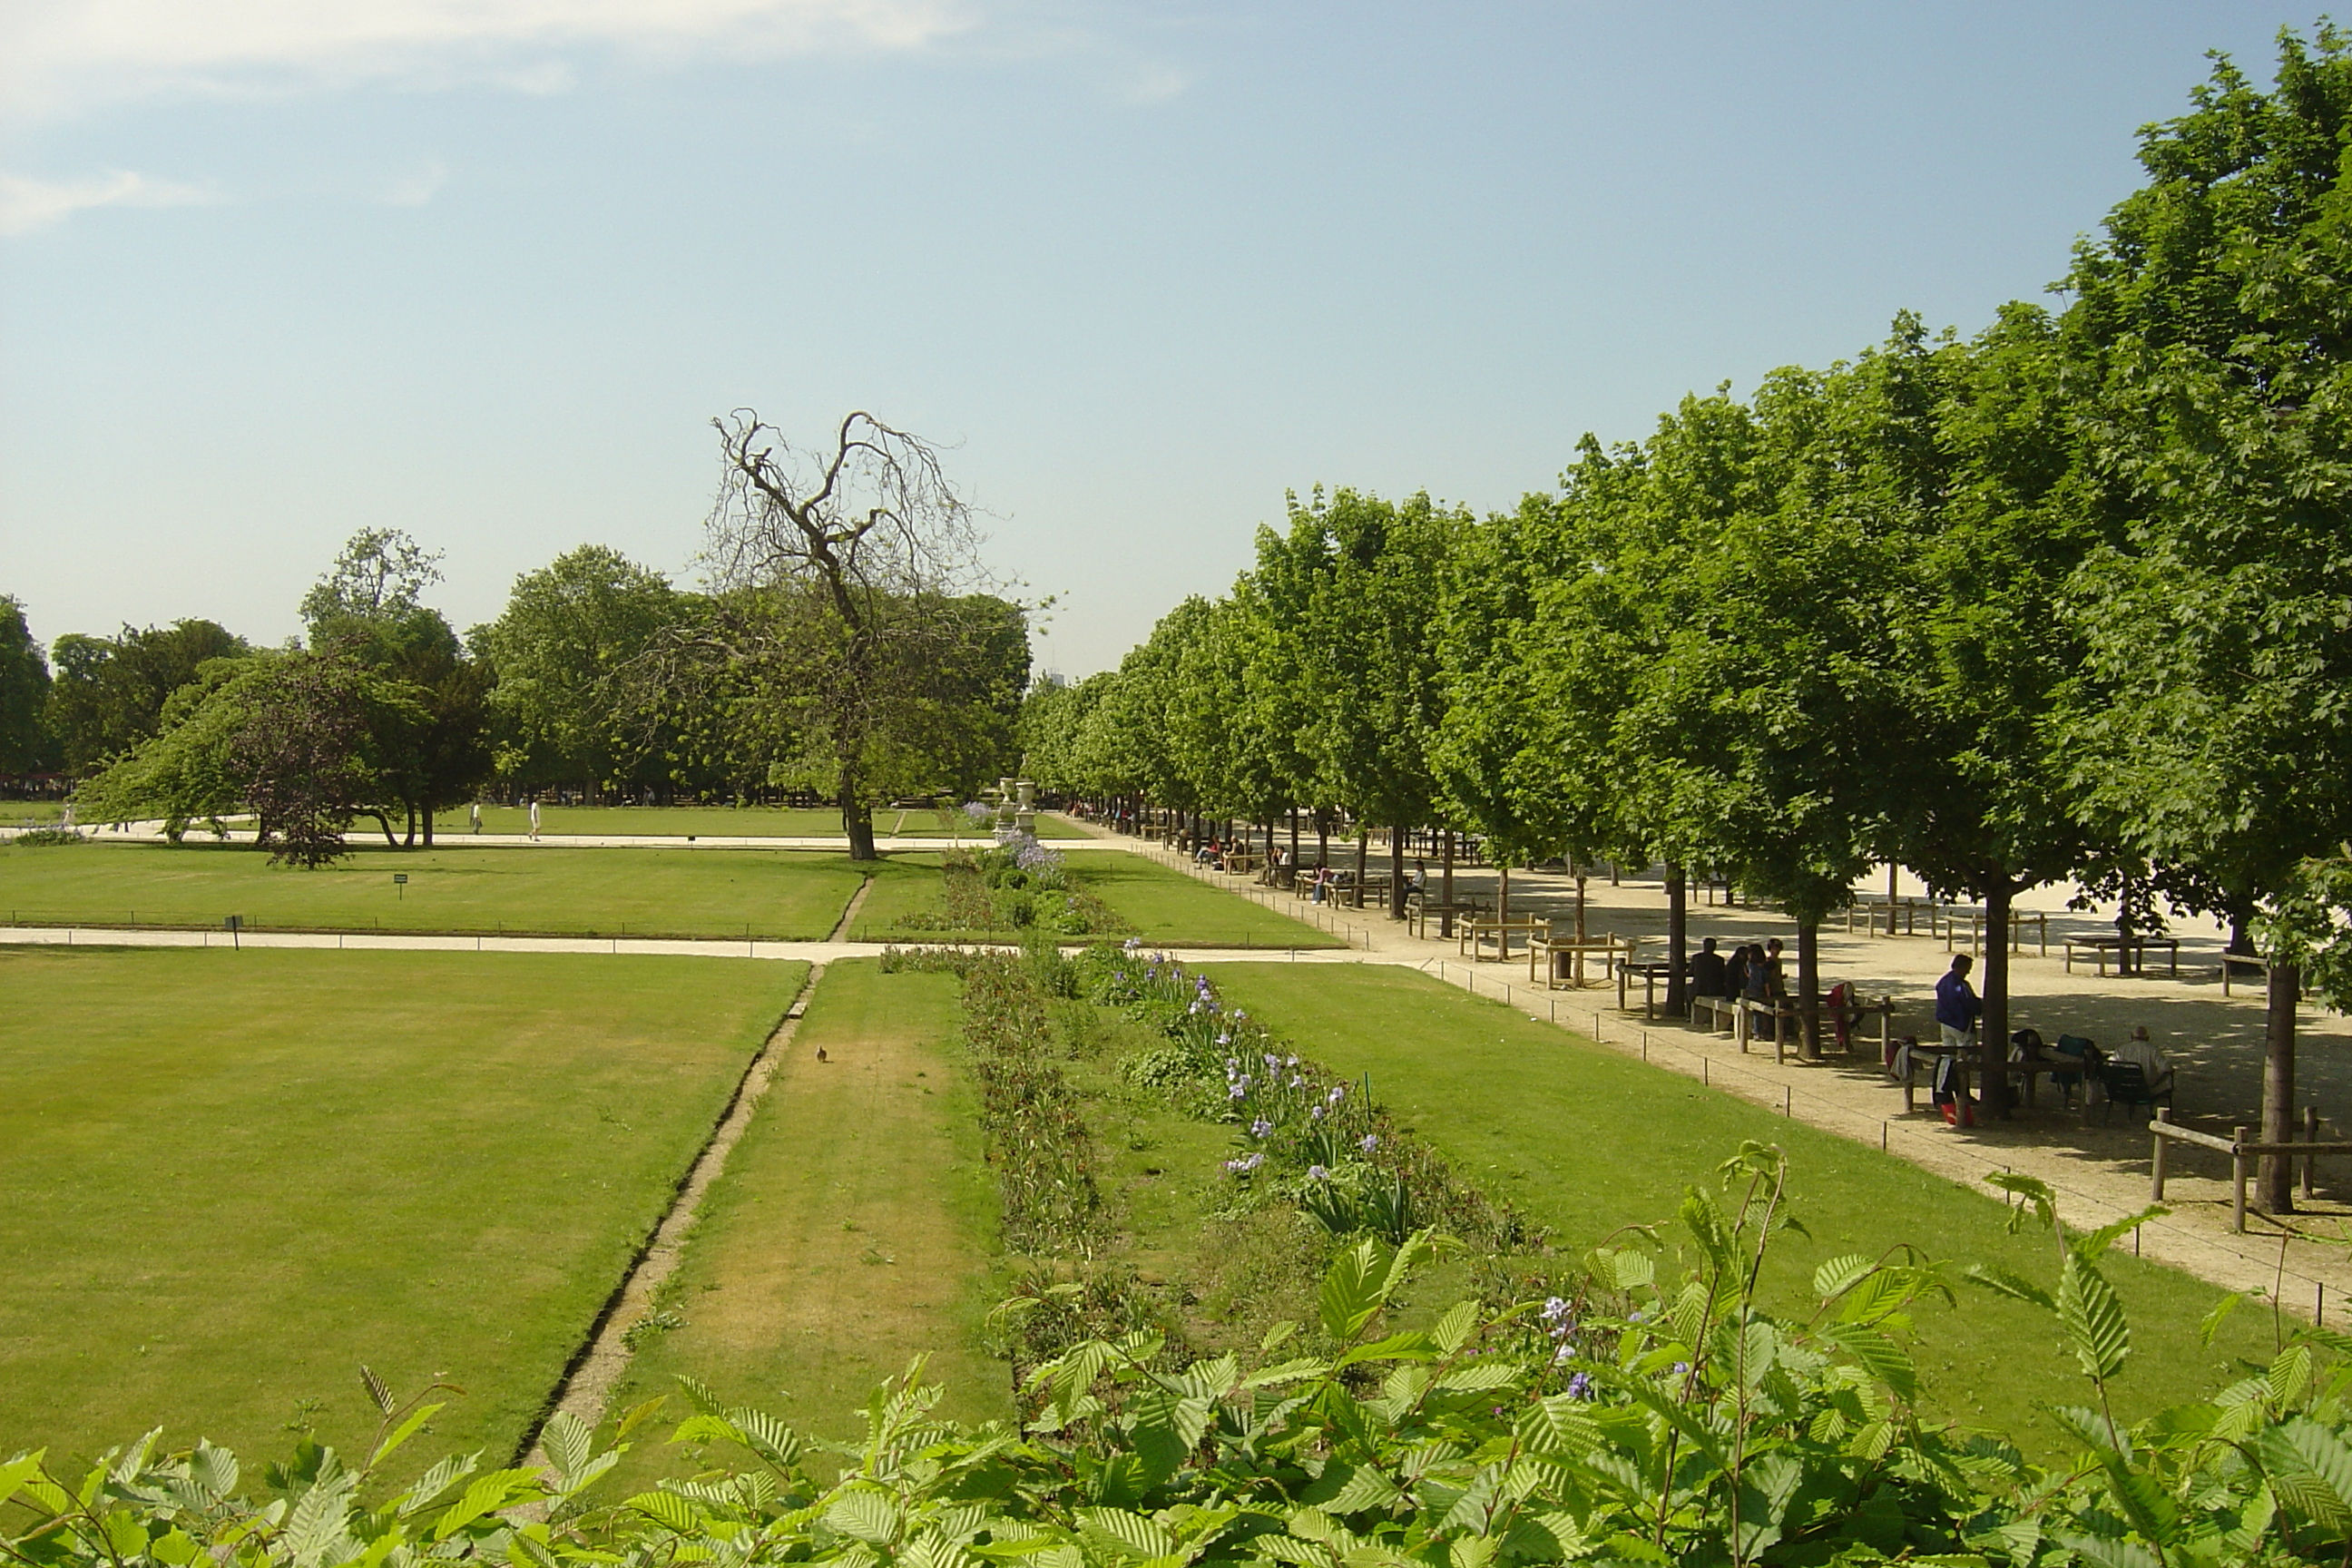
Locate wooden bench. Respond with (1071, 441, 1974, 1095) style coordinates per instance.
(1691, 994, 1740, 1033)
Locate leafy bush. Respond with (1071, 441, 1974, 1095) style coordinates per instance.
(6, 827, 87, 847)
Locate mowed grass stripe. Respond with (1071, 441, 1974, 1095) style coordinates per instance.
(0, 947, 800, 1465)
(848, 854, 1343, 949)
(1205, 963, 2276, 1448)
(610, 961, 1006, 1475)
(0, 842, 879, 939)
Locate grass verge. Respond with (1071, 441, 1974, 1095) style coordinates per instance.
(850, 854, 1342, 949)
(0, 841, 885, 939)
(608, 961, 1006, 1479)
(0, 946, 801, 1465)
(1203, 961, 2278, 1451)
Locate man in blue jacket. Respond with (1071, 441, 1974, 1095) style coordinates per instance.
(1935, 953, 1982, 1055)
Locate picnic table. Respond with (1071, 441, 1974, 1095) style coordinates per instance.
(1897, 1050, 2090, 1114)
(2063, 934, 2181, 978)
(1616, 958, 1676, 1018)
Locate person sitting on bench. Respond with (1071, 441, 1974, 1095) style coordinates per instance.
(2109, 1026, 2173, 1100)
(1690, 936, 1728, 1000)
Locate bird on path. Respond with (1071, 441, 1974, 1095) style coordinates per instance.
(815, 1046, 828, 1062)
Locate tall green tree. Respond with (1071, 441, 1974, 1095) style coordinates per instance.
(702, 411, 1018, 858)
(1286, 489, 1457, 914)
(0, 597, 53, 776)
(2054, 25, 2352, 1210)
(303, 530, 493, 847)
(476, 545, 691, 799)
(44, 619, 248, 774)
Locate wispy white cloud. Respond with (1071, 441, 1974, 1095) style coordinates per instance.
(0, 0, 978, 122)
(0, 167, 213, 234)
(378, 159, 448, 206)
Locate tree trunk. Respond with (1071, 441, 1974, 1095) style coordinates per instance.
(1440, 829, 1456, 938)
(1666, 861, 1688, 1014)
(840, 788, 878, 861)
(1389, 822, 1406, 919)
(1798, 917, 1822, 1060)
(1289, 809, 1299, 874)
(403, 803, 416, 849)
(1352, 828, 1367, 910)
(1981, 881, 2013, 1119)
(371, 812, 398, 849)
(1573, 874, 1587, 941)
(1317, 813, 1329, 875)
(2259, 959, 2300, 1213)
(1498, 865, 1511, 926)
(422, 808, 434, 848)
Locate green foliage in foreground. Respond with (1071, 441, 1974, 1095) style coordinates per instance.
(10, 1152, 2351, 1568)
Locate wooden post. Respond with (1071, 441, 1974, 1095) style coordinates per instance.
(1439, 830, 1455, 940)
(2151, 1107, 2170, 1200)
(2232, 1125, 2250, 1233)
(2305, 1103, 2321, 1200)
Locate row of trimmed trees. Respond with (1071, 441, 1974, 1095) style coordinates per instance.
(1024, 29, 2352, 1215)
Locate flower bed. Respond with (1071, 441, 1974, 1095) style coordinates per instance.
(1083, 940, 1535, 1253)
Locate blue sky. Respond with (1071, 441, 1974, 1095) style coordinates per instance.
(0, 1, 2308, 676)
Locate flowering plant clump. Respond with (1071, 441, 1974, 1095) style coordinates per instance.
(1081, 943, 1533, 1250)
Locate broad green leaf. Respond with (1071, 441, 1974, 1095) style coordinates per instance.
(2058, 1252, 2130, 1382)
(624, 1489, 701, 1533)
(2071, 1206, 2168, 1262)
(1318, 1239, 1390, 1345)
(826, 1486, 903, 1546)
(2198, 1292, 2243, 1349)
(1960, 1263, 2054, 1313)
(1429, 1301, 1480, 1356)
(1075, 1506, 1178, 1562)
(1811, 1254, 1877, 1303)
(540, 1412, 592, 1482)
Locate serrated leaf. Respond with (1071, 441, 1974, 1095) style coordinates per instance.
(624, 1489, 701, 1533)
(1812, 1254, 1877, 1302)
(1076, 1506, 1177, 1561)
(2198, 1292, 2243, 1349)
(2059, 1252, 2131, 1381)
(1318, 1239, 1391, 1345)
(826, 1487, 902, 1546)
(541, 1411, 592, 1482)
(1430, 1301, 1480, 1355)
(1961, 1263, 2055, 1313)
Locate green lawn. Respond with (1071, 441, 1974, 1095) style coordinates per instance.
(611, 961, 1008, 1475)
(0, 841, 887, 938)
(428, 806, 1091, 839)
(0, 946, 803, 1465)
(1206, 963, 2278, 1448)
(850, 854, 1343, 949)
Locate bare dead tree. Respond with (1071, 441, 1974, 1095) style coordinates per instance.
(701, 410, 993, 859)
